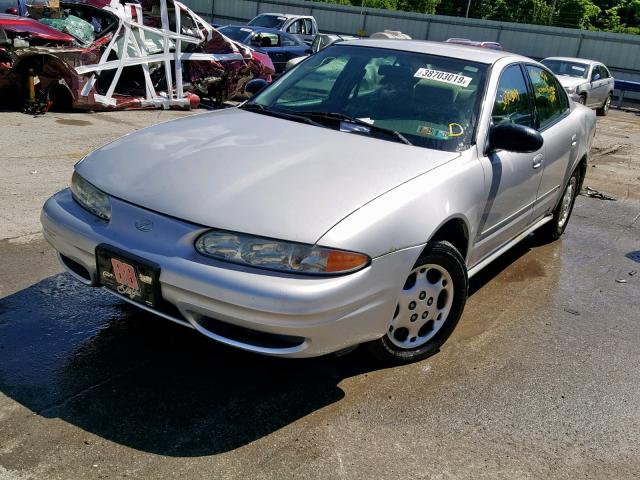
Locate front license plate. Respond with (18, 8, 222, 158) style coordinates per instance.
(96, 244, 160, 307)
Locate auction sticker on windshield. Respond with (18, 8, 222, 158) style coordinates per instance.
(414, 68, 472, 87)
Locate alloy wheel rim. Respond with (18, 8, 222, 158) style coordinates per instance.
(387, 264, 454, 349)
(558, 177, 576, 229)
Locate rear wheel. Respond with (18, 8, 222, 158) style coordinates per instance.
(367, 241, 468, 364)
(539, 169, 580, 241)
(597, 94, 611, 116)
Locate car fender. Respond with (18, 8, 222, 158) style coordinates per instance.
(316, 149, 484, 263)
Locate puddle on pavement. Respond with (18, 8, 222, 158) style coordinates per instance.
(56, 119, 92, 126)
(626, 251, 640, 263)
(495, 256, 546, 283)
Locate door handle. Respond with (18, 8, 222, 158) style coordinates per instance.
(532, 154, 544, 169)
(571, 134, 577, 147)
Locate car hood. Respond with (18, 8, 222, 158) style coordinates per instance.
(556, 76, 587, 89)
(0, 14, 75, 43)
(76, 109, 460, 244)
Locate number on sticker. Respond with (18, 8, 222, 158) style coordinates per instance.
(111, 258, 139, 290)
(414, 68, 472, 87)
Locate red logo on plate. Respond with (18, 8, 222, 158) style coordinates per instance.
(111, 258, 139, 290)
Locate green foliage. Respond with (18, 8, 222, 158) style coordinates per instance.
(316, 0, 640, 33)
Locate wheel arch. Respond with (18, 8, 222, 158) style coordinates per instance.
(421, 216, 471, 264)
(576, 153, 588, 191)
(13, 52, 77, 106)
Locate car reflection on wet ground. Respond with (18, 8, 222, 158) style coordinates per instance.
(0, 109, 639, 478)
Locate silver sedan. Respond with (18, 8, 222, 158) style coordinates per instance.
(41, 40, 596, 364)
(542, 57, 614, 115)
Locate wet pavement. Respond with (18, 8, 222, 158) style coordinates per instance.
(0, 110, 639, 479)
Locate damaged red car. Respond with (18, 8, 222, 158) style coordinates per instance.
(0, 0, 275, 111)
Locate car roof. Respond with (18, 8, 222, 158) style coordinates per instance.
(542, 57, 599, 65)
(225, 25, 287, 35)
(339, 39, 526, 65)
(256, 13, 310, 19)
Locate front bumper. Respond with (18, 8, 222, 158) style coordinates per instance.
(41, 189, 422, 357)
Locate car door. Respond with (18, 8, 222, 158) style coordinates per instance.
(280, 33, 310, 67)
(473, 63, 544, 262)
(302, 18, 316, 44)
(599, 65, 615, 99)
(588, 65, 606, 107)
(525, 65, 575, 219)
(251, 32, 287, 73)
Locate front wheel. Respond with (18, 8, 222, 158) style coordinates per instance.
(597, 94, 611, 116)
(366, 241, 468, 365)
(539, 169, 580, 241)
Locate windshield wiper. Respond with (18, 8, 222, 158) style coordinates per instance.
(239, 103, 324, 128)
(293, 111, 413, 146)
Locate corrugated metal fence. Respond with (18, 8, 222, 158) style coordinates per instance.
(185, 0, 640, 83)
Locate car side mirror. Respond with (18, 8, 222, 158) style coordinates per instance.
(5, 6, 18, 14)
(245, 78, 268, 96)
(489, 123, 543, 153)
(592, 73, 601, 82)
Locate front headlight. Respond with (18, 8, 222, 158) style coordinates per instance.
(70, 171, 111, 221)
(566, 85, 578, 94)
(195, 230, 370, 275)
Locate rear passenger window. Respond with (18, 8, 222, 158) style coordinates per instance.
(304, 19, 313, 35)
(526, 65, 567, 129)
(492, 64, 534, 128)
(281, 34, 297, 47)
(287, 20, 301, 34)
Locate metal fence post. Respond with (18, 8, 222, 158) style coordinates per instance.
(425, 17, 431, 40)
(576, 33, 584, 57)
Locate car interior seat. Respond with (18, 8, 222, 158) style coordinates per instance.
(259, 36, 272, 48)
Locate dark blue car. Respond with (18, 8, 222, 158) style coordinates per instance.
(1, 0, 26, 15)
(218, 25, 311, 74)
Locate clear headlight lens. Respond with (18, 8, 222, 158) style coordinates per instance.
(70, 171, 111, 221)
(195, 230, 370, 275)
(566, 85, 578, 94)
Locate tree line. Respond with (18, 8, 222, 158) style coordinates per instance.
(319, 0, 640, 34)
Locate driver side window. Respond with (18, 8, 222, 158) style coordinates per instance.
(492, 64, 534, 128)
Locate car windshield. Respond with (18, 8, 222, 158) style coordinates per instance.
(542, 60, 589, 79)
(248, 14, 286, 29)
(247, 45, 487, 152)
(218, 26, 252, 42)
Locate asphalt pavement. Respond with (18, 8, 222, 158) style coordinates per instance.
(0, 108, 639, 479)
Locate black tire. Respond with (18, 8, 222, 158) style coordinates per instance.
(366, 240, 468, 365)
(577, 94, 587, 105)
(597, 94, 612, 116)
(539, 169, 580, 241)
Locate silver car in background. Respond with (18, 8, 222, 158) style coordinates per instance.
(41, 41, 596, 364)
(542, 57, 614, 115)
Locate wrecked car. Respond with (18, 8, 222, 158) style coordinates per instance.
(0, 0, 275, 111)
